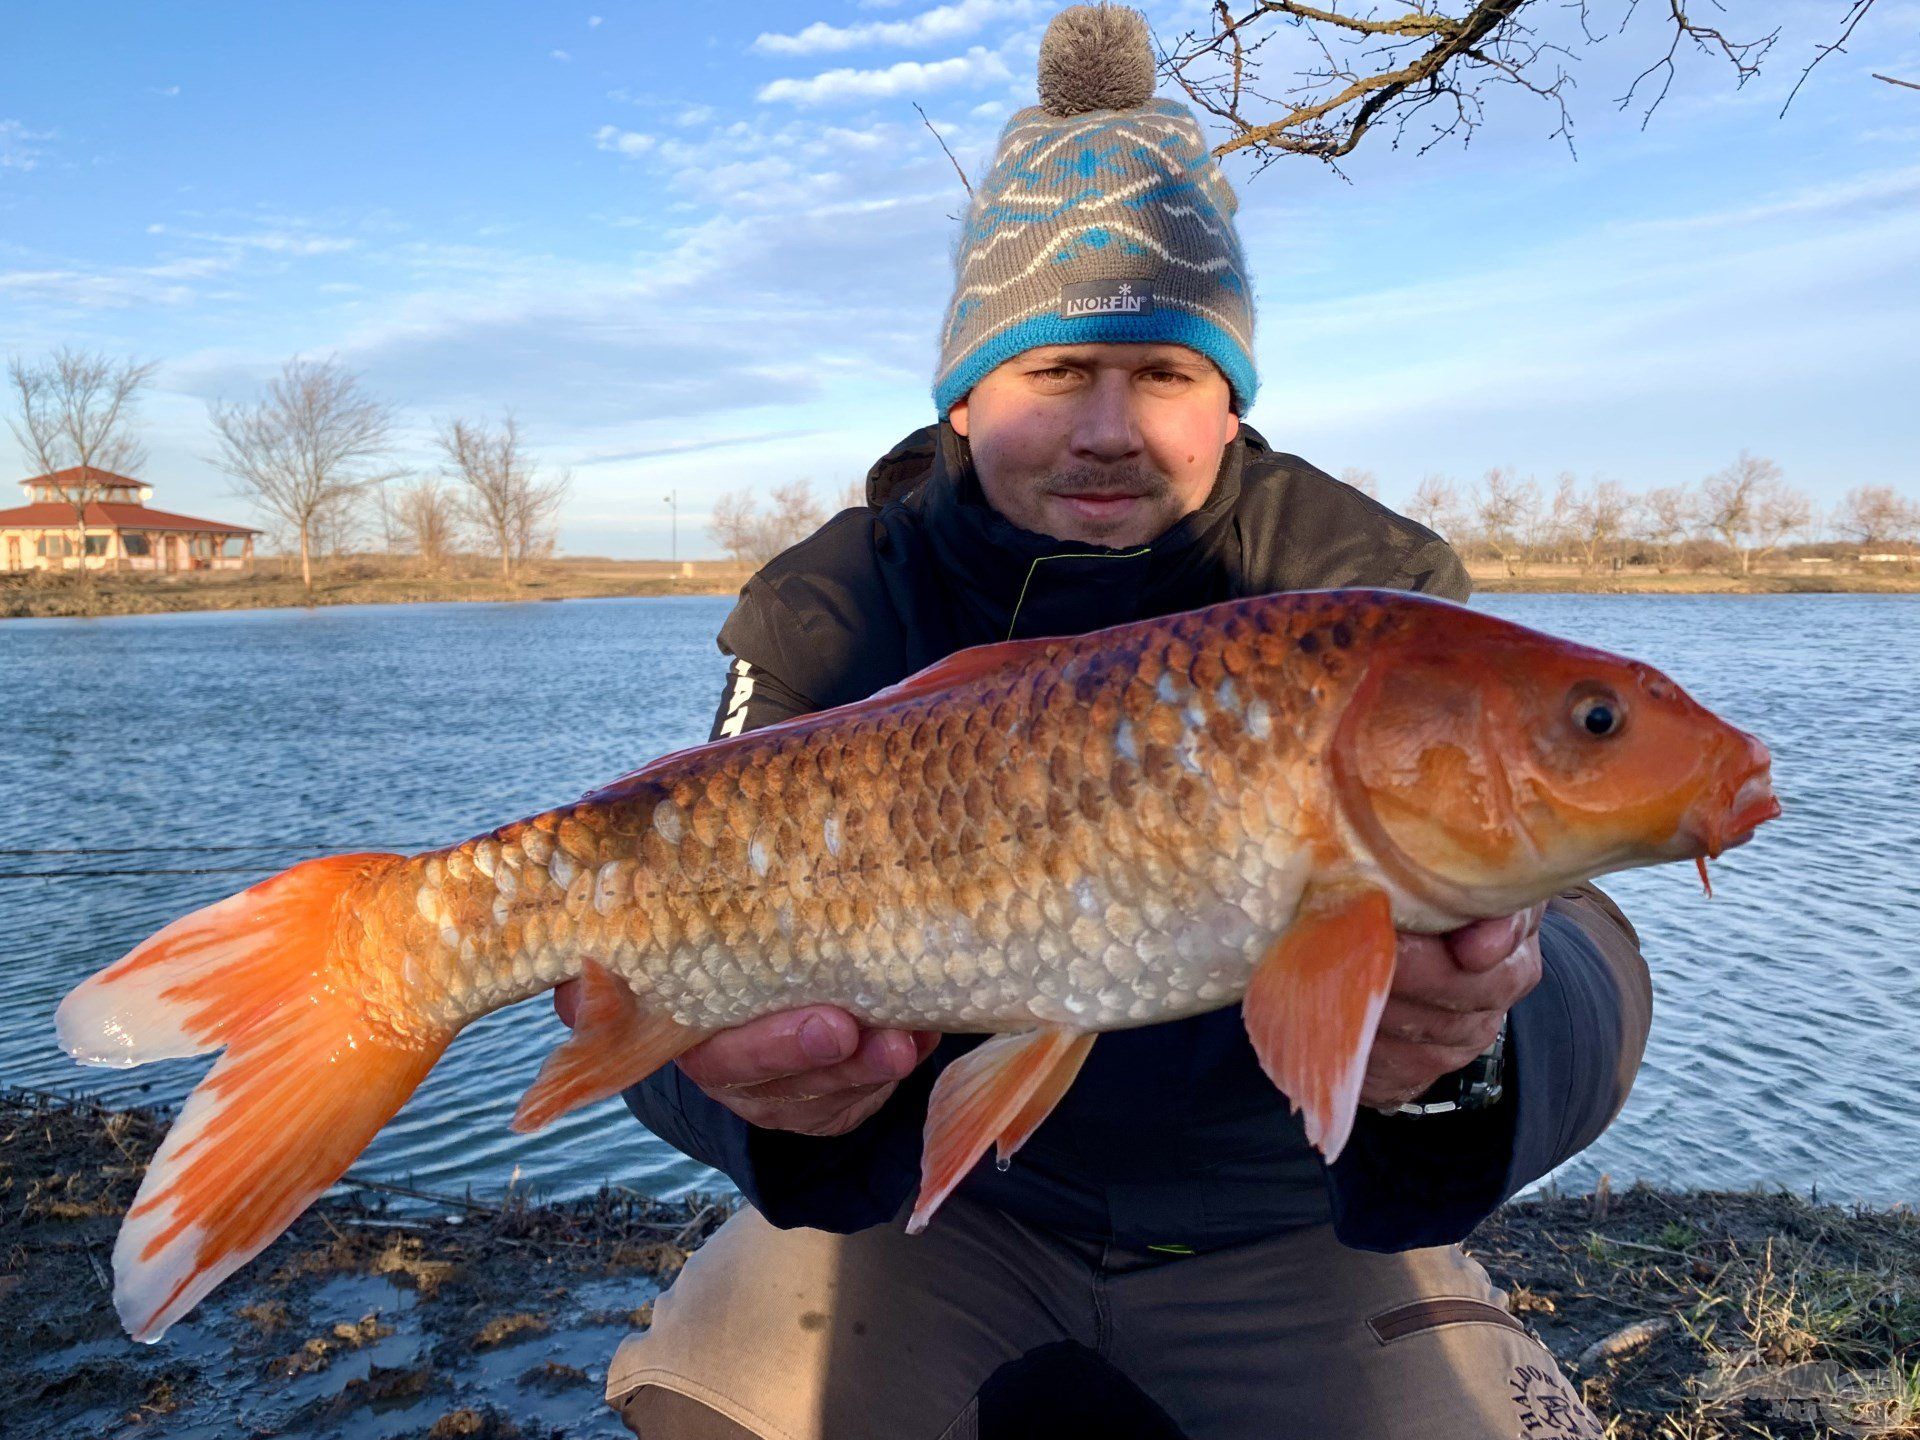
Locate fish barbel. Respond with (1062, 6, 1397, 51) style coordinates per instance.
(57, 589, 1779, 1340)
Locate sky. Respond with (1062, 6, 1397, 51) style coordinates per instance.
(2, 0, 1916, 558)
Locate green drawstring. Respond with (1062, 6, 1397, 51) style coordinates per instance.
(1005, 547, 1151, 641)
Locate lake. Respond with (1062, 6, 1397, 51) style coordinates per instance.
(2, 593, 1915, 1206)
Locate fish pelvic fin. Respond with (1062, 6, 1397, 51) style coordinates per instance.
(510, 960, 709, 1133)
(54, 853, 457, 1343)
(907, 1027, 1095, 1235)
(1243, 880, 1398, 1163)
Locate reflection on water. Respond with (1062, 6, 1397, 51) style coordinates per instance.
(2, 593, 1915, 1204)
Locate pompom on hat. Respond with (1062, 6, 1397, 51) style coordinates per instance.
(933, 3, 1256, 417)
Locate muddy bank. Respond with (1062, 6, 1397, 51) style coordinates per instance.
(1, 1093, 727, 1438)
(4, 1092, 1915, 1438)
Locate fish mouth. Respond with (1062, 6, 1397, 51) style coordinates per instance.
(1686, 760, 1782, 859)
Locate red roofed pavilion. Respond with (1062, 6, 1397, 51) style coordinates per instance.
(0, 468, 258, 574)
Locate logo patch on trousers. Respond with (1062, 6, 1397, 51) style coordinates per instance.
(1060, 280, 1154, 319)
(1509, 1362, 1604, 1438)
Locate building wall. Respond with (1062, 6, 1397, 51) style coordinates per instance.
(0, 527, 251, 573)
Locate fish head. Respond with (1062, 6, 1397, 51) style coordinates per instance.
(1331, 605, 1779, 917)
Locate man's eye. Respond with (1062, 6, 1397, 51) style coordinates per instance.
(1030, 366, 1078, 382)
(1144, 370, 1190, 385)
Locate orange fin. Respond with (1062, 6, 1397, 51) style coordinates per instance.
(907, 1027, 1094, 1235)
(510, 960, 708, 1133)
(54, 853, 454, 1343)
(1243, 881, 1398, 1163)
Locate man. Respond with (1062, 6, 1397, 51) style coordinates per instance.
(575, 7, 1644, 1436)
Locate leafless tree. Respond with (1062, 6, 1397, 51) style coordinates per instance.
(7, 348, 157, 580)
(1700, 451, 1784, 575)
(1406, 474, 1462, 538)
(839, 479, 868, 512)
(1159, 0, 1781, 169)
(1565, 477, 1637, 573)
(392, 477, 463, 572)
(709, 480, 827, 567)
(1833, 485, 1920, 558)
(208, 358, 398, 597)
(436, 415, 571, 581)
(1338, 466, 1380, 499)
(1639, 484, 1697, 572)
(1473, 466, 1539, 576)
(1749, 481, 1812, 570)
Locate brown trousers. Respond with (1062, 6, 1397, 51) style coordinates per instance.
(605, 1194, 1601, 1440)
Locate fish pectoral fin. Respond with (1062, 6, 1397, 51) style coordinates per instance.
(511, 961, 709, 1133)
(1243, 880, 1398, 1164)
(907, 1027, 1095, 1235)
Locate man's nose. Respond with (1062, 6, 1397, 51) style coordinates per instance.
(1069, 371, 1143, 462)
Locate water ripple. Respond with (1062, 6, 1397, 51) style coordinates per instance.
(2, 594, 1915, 1205)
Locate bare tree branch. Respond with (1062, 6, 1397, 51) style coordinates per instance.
(207, 357, 398, 597)
(436, 415, 569, 581)
(1874, 72, 1919, 91)
(1160, 0, 1783, 165)
(912, 101, 972, 196)
(1781, 0, 1881, 117)
(7, 348, 156, 582)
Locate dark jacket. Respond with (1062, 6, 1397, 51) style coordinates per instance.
(625, 423, 1652, 1254)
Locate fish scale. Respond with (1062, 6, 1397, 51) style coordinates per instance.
(370, 591, 1363, 1039)
(58, 587, 1779, 1340)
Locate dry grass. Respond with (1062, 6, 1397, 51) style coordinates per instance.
(0, 554, 755, 619)
(1473, 1182, 1920, 1438)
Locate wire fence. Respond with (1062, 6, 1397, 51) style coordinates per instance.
(0, 842, 426, 881)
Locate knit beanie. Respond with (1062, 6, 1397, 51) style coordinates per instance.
(932, 3, 1256, 417)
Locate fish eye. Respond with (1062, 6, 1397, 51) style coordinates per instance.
(1570, 691, 1625, 739)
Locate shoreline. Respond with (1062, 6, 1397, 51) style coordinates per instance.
(5, 560, 1918, 621)
(4, 1091, 1914, 1438)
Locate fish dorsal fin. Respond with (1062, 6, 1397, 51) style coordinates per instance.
(510, 960, 709, 1133)
(585, 636, 1058, 804)
(1242, 881, 1398, 1162)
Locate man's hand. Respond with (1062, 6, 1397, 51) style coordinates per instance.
(552, 983, 938, 1137)
(1359, 904, 1546, 1112)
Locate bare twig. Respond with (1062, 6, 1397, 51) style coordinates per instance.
(912, 101, 972, 196)
(1872, 71, 1918, 91)
(1781, 0, 1881, 116)
(1160, 0, 1781, 164)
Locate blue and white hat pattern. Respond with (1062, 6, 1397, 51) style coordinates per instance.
(933, 76, 1256, 415)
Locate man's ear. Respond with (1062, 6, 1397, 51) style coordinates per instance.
(1224, 409, 1240, 446)
(948, 395, 971, 439)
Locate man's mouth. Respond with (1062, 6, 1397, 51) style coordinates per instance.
(1049, 491, 1146, 523)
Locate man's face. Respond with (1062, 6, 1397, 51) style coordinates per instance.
(948, 342, 1240, 548)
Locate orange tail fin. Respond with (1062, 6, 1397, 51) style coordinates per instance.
(55, 853, 452, 1343)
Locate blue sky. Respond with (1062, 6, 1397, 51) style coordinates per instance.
(3, 0, 1916, 557)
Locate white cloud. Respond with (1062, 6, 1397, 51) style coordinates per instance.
(675, 104, 715, 127)
(588, 14, 603, 25)
(151, 85, 182, 98)
(594, 125, 656, 157)
(1, 119, 52, 172)
(551, 49, 572, 62)
(757, 47, 1012, 105)
(1614, 163, 1920, 236)
(0, 267, 195, 309)
(141, 222, 357, 257)
(753, 0, 1035, 56)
